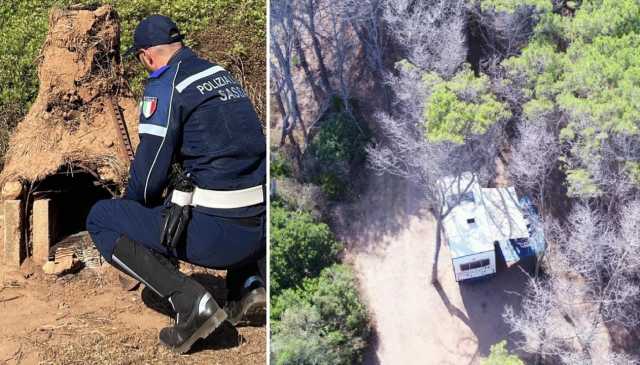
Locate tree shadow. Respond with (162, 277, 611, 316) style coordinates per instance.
(434, 280, 472, 329)
(188, 321, 242, 353)
(190, 271, 228, 304)
(604, 320, 640, 360)
(331, 172, 430, 255)
(457, 256, 532, 358)
(362, 328, 381, 365)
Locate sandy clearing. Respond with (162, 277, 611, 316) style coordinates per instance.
(335, 173, 528, 365)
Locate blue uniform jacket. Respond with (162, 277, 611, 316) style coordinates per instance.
(125, 47, 266, 218)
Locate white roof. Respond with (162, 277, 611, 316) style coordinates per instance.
(481, 187, 529, 240)
(442, 174, 529, 259)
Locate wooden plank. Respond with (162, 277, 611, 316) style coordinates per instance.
(33, 199, 52, 265)
(3, 200, 23, 269)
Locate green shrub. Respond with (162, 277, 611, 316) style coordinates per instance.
(271, 149, 292, 178)
(271, 264, 370, 365)
(306, 110, 370, 199)
(312, 112, 368, 166)
(270, 201, 343, 296)
(480, 0, 551, 12)
(270, 303, 341, 365)
(104, 0, 265, 95)
(481, 341, 524, 365)
(0, 1, 63, 118)
(317, 172, 343, 200)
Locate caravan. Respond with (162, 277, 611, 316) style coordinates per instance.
(440, 174, 544, 282)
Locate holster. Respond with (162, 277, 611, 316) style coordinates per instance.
(160, 198, 191, 251)
(160, 166, 194, 251)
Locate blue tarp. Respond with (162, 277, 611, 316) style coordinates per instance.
(498, 239, 520, 267)
(516, 196, 546, 257)
(496, 197, 546, 264)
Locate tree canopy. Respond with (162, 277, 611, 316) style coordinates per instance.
(270, 201, 343, 296)
(423, 65, 511, 144)
(498, 0, 640, 197)
(271, 264, 370, 365)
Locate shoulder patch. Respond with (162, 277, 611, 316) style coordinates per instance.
(141, 96, 158, 119)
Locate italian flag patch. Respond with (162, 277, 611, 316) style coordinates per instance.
(141, 96, 158, 119)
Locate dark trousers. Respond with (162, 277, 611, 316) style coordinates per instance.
(86, 199, 265, 297)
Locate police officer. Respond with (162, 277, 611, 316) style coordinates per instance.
(86, 15, 266, 353)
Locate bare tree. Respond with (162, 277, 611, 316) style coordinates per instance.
(336, 0, 389, 108)
(293, 0, 333, 95)
(271, 75, 304, 171)
(504, 202, 640, 364)
(271, 0, 308, 148)
(382, 0, 467, 76)
(466, 3, 536, 69)
(367, 63, 501, 284)
(509, 116, 561, 214)
(293, 33, 323, 102)
(324, 2, 358, 115)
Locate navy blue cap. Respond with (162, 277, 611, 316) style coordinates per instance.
(125, 15, 184, 57)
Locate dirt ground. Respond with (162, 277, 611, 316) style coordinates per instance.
(0, 262, 265, 365)
(333, 173, 530, 365)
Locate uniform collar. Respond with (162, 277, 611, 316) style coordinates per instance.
(167, 46, 196, 65)
(147, 47, 195, 79)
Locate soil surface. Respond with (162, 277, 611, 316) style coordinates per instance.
(333, 173, 530, 365)
(0, 262, 265, 365)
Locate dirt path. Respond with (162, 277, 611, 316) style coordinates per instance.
(334, 173, 528, 365)
(0, 262, 265, 365)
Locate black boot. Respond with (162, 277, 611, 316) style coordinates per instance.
(111, 236, 227, 353)
(224, 259, 266, 326)
(224, 284, 266, 326)
(141, 287, 175, 317)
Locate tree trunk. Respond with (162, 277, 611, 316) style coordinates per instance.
(274, 87, 290, 146)
(431, 218, 443, 285)
(303, 6, 332, 95)
(272, 36, 308, 144)
(351, 21, 391, 111)
(287, 133, 304, 174)
(294, 35, 323, 101)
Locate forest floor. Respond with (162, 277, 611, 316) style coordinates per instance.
(333, 173, 531, 365)
(0, 262, 265, 365)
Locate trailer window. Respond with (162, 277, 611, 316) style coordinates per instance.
(460, 259, 490, 271)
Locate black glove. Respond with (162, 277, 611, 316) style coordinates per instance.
(160, 200, 191, 251)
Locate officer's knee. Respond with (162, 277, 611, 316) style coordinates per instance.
(86, 200, 119, 261)
(86, 199, 111, 232)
